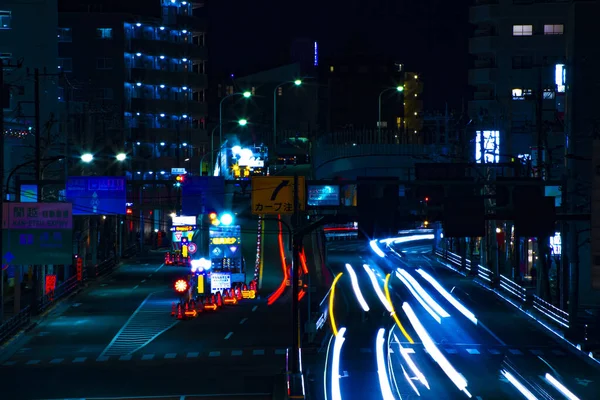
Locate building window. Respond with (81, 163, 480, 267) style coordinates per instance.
(57, 27, 72, 42)
(543, 89, 555, 100)
(512, 56, 533, 69)
(96, 58, 113, 70)
(58, 58, 73, 72)
(513, 25, 533, 36)
(251, 87, 256, 96)
(544, 24, 564, 35)
(0, 11, 11, 29)
(329, 66, 334, 72)
(512, 88, 532, 100)
(97, 28, 113, 39)
(0, 53, 12, 66)
(278, 87, 283, 96)
(225, 85, 234, 95)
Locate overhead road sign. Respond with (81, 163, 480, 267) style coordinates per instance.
(171, 167, 187, 175)
(66, 176, 127, 215)
(251, 176, 305, 215)
(2, 203, 72, 230)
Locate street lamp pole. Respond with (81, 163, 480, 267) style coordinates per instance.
(377, 86, 404, 144)
(218, 92, 251, 169)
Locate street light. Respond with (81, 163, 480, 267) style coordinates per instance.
(116, 153, 127, 161)
(218, 91, 252, 168)
(238, 118, 248, 126)
(377, 85, 405, 144)
(273, 79, 306, 147)
(81, 153, 94, 163)
(220, 213, 234, 226)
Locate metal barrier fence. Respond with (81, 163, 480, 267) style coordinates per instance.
(434, 248, 570, 332)
(0, 243, 138, 345)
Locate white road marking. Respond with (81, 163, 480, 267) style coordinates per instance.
(187, 352, 199, 358)
(132, 285, 139, 290)
(239, 318, 248, 324)
(165, 353, 177, 359)
(154, 263, 165, 272)
(232, 350, 243, 356)
(141, 279, 146, 283)
(252, 305, 258, 312)
(209, 351, 220, 357)
(141, 354, 154, 360)
(253, 349, 265, 355)
(225, 332, 233, 340)
(73, 357, 87, 363)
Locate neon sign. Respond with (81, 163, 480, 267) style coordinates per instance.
(210, 237, 237, 245)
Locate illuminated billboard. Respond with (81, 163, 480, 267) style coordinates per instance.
(475, 130, 500, 163)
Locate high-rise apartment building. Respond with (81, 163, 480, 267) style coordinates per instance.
(58, 0, 208, 181)
(468, 0, 568, 169)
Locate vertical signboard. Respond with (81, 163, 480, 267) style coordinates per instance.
(2, 203, 73, 265)
(209, 225, 242, 272)
(182, 176, 225, 216)
(66, 177, 127, 215)
(591, 140, 600, 289)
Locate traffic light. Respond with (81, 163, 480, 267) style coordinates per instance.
(126, 207, 133, 215)
(175, 175, 185, 187)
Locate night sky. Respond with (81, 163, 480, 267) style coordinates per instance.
(207, 0, 471, 110)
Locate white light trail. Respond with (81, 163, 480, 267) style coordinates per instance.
(402, 303, 470, 396)
(416, 269, 478, 325)
(398, 269, 450, 318)
(545, 373, 580, 400)
(376, 328, 396, 400)
(394, 334, 430, 389)
(370, 240, 386, 257)
(396, 271, 442, 324)
(345, 263, 370, 312)
(331, 327, 347, 400)
(364, 265, 392, 312)
(500, 370, 538, 400)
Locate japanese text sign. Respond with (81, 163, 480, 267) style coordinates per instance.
(2, 203, 73, 230)
(251, 176, 305, 215)
(210, 272, 231, 294)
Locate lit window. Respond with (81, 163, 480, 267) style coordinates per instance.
(97, 28, 113, 39)
(329, 66, 334, 72)
(226, 85, 234, 95)
(0, 11, 11, 29)
(58, 58, 73, 72)
(251, 87, 256, 96)
(544, 24, 564, 35)
(513, 25, 533, 36)
(543, 89, 555, 100)
(96, 58, 113, 70)
(57, 27, 72, 42)
(512, 88, 524, 100)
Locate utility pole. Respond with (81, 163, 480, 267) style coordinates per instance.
(289, 173, 302, 395)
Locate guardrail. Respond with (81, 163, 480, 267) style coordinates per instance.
(434, 248, 570, 332)
(0, 243, 138, 345)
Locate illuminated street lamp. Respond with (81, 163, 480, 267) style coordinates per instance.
(218, 91, 252, 167)
(273, 78, 308, 147)
(220, 213, 234, 226)
(294, 79, 302, 86)
(81, 153, 94, 163)
(242, 91, 251, 98)
(238, 118, 248, 126)
(116, 153, 127, 161)
(377, 85, 405, 144)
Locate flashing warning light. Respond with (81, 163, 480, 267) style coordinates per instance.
(126, 208, 133, 215)
(425, 197, 429, 202)
(209, 212, 217, 220)
(424, 220, 429, 227)
(174, 279, 189, 293)
(176, 175, 185, 182)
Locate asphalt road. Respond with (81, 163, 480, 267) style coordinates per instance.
(315, 238, 600, 400)
(0, 215, 293, 399)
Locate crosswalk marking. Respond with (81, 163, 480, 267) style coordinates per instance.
(445, 348, 458, 354)
(119, 355, 132, 361)
(26, 360, 39, 365)
(509, 349, 523, 355)
(466, 349, 480, 355)
(488, 348, 502, 355)
(99, 293, 178, 358)
(253, 349, 265, 356)
(232, 350, 243, 356)
(164, 353, 176, 359)
(96, 356, 109, 362)
(186, 352, 199, 358)
(50, 358, 63, 364)
(209, 351, 220, 357)
(275, 349, 287, 355)
(73, 357, 87, 363)
(141, 354, 154, 360)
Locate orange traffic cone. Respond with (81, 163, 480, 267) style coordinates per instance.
(185, 302, 189, 314)
(211, 294, 216, 304)
(177, 303, 183, 320)
(171, 302, 176, 316)
(236, 287, 243, 300)
(243, 283, 248, 291)
(217, 292, 223, 307)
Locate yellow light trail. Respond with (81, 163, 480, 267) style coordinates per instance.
(329, 272, 344, 336)
(384, 273, 414, 344)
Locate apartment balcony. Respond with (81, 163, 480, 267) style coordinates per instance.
(162, 14, 207, 32)
(130, 98, 207, 116)
(469, 35, 499, 54)
(130, 127, 208, 147)
(128, 39, 207, 60)
(468, 68, 497, 85)
(469, 0, 500, 23)
(129, 68, 207, 88)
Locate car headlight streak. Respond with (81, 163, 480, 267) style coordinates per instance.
(376, 328, 396, 400)
(500, 370, 538, 400)
(416, 269, 478, 325)
(402, 302, 470, 397)
(370, 240, 386, 257)
(398, 269, 450, 319)
(331, 327, 347, 400)
(345, 264, 370, 312)
(394, 333, 430, 389)
(384, 274, 414, 344)
(364, 265, 391, 312)
(329, 273, 344, 336)
(396, 271, 443, 324)
(545, 373, 580, 400)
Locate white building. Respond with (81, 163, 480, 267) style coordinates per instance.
(0, 0, 60, 197)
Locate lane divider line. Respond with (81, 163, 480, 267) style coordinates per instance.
(224, 332, 233, 340)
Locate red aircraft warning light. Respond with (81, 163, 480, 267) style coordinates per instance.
(174, 279, 189, 293)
